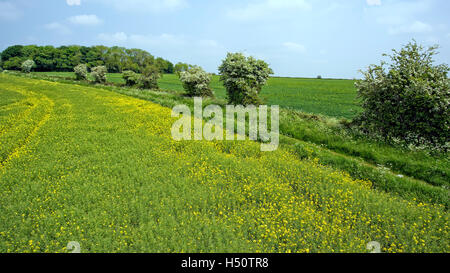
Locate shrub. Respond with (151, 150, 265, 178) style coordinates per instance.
(74, 64, 88, 81)
(179, 66, 214, 97)
(21, 59, 35, 73)
(218, 52, 273, 105)
(91, 66, 107, 84)
(355, 41, 449, 150)
(140, 65, 160, 90)
(122, 70, 140, 87)
(317, 75, 322, 79)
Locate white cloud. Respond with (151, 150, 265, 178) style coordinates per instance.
(0, 2, 22, 21)
(68, 14, 102, 26)
(95, 0, 187, 13)
(283, 42, 306, 53)
(228, 0, 311, 21)
(66, 0, 81, 6)
(388, 21, 433, 35)
(44, 22, 71, 35)
(366, 1, 435, 35)
(366, 0, 381, 6)
(97, 32, 223, 55)
(98, 32, 128, 43)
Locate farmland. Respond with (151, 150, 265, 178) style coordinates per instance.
(0, 73, 448, 253)
(34, 72, 361, 119)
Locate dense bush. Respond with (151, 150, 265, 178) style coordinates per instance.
(317, 75, 322, 79)
(140, 65, 161, 90)
(91, 66, 107, 84)
(21, 59, 35, 73)
(122, 70, 140, 86)
(74, 64, 88, 81)
(179, 66, 214, 97)
(218, 53, 273, 105)
(355, 41, 449, 150)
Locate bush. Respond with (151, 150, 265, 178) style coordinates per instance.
(21, 59, 35, 73)
(122, 70, 140, 86)
(140, 65, 160, 90)
(355, 41, 449, 150)
(179, 66, 214, 97)
(317, 75, 322, 79)
(91, 66, 107, 84)
(74, 64, 88, 81)
(218, 53, 273, 105)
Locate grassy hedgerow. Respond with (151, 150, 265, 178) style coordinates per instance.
(0, 74, 448, 253)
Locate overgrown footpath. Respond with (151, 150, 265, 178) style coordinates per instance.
(0, 74, 448, 253)
(8, 71, 449, 208)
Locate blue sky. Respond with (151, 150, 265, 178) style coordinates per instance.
(0, 0, 449, 78)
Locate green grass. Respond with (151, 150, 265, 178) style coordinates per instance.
(34, 72, 361, 119)
(0, 74, 448, 253)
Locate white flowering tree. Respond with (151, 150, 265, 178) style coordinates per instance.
(218, 53, 273, 105)
(21, 59, 35, 73)
(179, 66, 214, 97)
(74, 64, 88, 81)
(91, 66, 107, 84)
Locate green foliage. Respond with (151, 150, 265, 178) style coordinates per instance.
(1, 45, 24, 62)
(174, 62, 191, 75)
(179, 66, 214, 97)
(2, 57, 24, 70)
(91, 66, 107, 84)
(0, 45, 173, 74)
(21, 59, 35, 73)
(74, 64, 88, 81)
(218, 52, 273, 105)
(355, 41, 449, 150)
(317, 75, 322, 79)
(140, 65, 161, 90)
(155, 57, 174, 74)
(122, 70, 140, 86)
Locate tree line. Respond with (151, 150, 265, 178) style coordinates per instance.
(0, 45, 191, 74)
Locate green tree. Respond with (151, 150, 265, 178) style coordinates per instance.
(3, 57, 24, 70)
(174, 62, 190, 75)
(218, 52, 273, 105)
(140, 65, 160, 90)
(122, 70, 140, 86)
(355, 41, 449, 150)
(1, 45, 24, 62)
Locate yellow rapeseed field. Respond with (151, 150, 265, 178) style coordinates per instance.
(0, 74, 448, 253)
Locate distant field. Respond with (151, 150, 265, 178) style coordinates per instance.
(34, 72, 361, 119)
